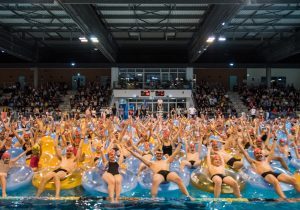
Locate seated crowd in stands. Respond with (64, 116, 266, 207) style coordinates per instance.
(193, 81, 235, 117)
(70, 81, 111, 116)
(239, 84, 300, 118)
(0, 82, 65, 118)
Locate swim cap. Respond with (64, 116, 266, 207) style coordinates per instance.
(279, 139, 286, 143)
(32, 144, 40, 151)
(2, 152, 10, 159)
(24, 133, 30, 138)
(253, 148, 262, 155)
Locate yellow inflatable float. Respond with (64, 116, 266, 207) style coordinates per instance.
(190, 162, 246, 194)
(32, 136, 94, 190)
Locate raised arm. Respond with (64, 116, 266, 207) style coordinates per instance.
(127, 147, 151, 167)
(54, 136, 62, 160)
(267, 137, 277, 162)
(167, 142, 182, 163)
(206, 144, 212, 169)
(10, 149, 29, 163)
(237, 138, 254, 164)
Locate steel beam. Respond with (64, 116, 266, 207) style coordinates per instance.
(0, 27, 37, 61)
(57, 1, 118, 62)
(260, 31, 300, 62)
(0, 0, 54, 3)
(60, 0, 300, 4)
(188, 4, 243, 62)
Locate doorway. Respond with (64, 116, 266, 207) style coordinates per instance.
(72, 74, 86, 90)
(229, 75, 238, 91)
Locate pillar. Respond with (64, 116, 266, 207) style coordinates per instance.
(111, 67, 119, 89)
(31, 67, 38, 88)
(266, 67, 271, 88)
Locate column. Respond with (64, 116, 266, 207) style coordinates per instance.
(266, 67, 271, 88)
(186, 67, 193, 89)
(111, 67, 119, 89)
(31, 67, 38, 88)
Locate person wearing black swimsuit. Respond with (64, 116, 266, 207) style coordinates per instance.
(101, 146, 124, 202)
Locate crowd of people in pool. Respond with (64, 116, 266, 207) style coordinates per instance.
(0, 110, 300, 202)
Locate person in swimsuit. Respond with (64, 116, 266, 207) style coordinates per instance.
(127, 142, 194, 200)
(100, 145, 124, 202)
(238, 138, 300, 200)
(180, 133, 203, 171)
(0, 149, 29, 197)
(207, 144, 241, 198)
(36, 138, 84, 198)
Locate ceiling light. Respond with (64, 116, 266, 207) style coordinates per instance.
(206, 36, 215, 43)
(71, 62, 76, 67)
(79, 37, 88, 43)
(94, 48, 98, 51)
(198, 50, 202, 53)
(229, 62, 234, 67)
(90, 36, 99, 43)
(218, 36, 226, 42)
(222, 22, 225, 26)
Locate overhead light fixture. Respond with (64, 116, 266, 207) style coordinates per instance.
(198, 50, 202, 54)
(222, 22, 225, 26)
(71, 62, 76, 67)
(79, 37, 88, 43)
(218, 36, 226, 42)
(90, 36, 99, 43)
(206, 36, 215, 43)
(94, 48, 98, 51)
(229, 62, 234, 67)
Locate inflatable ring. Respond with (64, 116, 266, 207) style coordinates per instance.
(1, 148, 34, 192)
(190, 167, 245, 194)
(32, 167, 82, 190)
(82, 167, 137, 195)
(138, 165, 190, 191)
(239, 166, 293, 191)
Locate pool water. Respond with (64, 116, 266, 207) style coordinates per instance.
(1, 181, 299, 210)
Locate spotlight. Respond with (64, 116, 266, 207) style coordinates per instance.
(77, 73, 80, 76)
(198, 50, 202, 53)
(206, 36, 215, 43)
(222, 22, 225, 26)
(218, 36, 226, 42)
(94, 48, 98, 51)
(1, 50, 5, 53)
(79, 37, 88, 43)
(90, 36, 99, 43)
(229, 62, 234, 67)
(71, 62, 76, 67)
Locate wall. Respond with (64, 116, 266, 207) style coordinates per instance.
(247, 68, 300, 88)
(194, 68, 247, 90)
(0, 68, 34, 87)
(0, 68, 111, 88)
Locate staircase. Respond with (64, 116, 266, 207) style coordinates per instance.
(58, 91, 74, 112)
(227, 91, 249, 116)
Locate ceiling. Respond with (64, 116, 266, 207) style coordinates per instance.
(0, 0, 299, 64)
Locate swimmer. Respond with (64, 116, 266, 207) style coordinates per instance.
(0, 149, 29, 197)
(211, 140, 243, 171)
(127, 143, 194, 200)
(100, 145, 124, 202)
(36, 138, 84, 198)
(180, 132, 203, 171)
(238, 138, 300, 200)
(207, 144, 241, 198)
